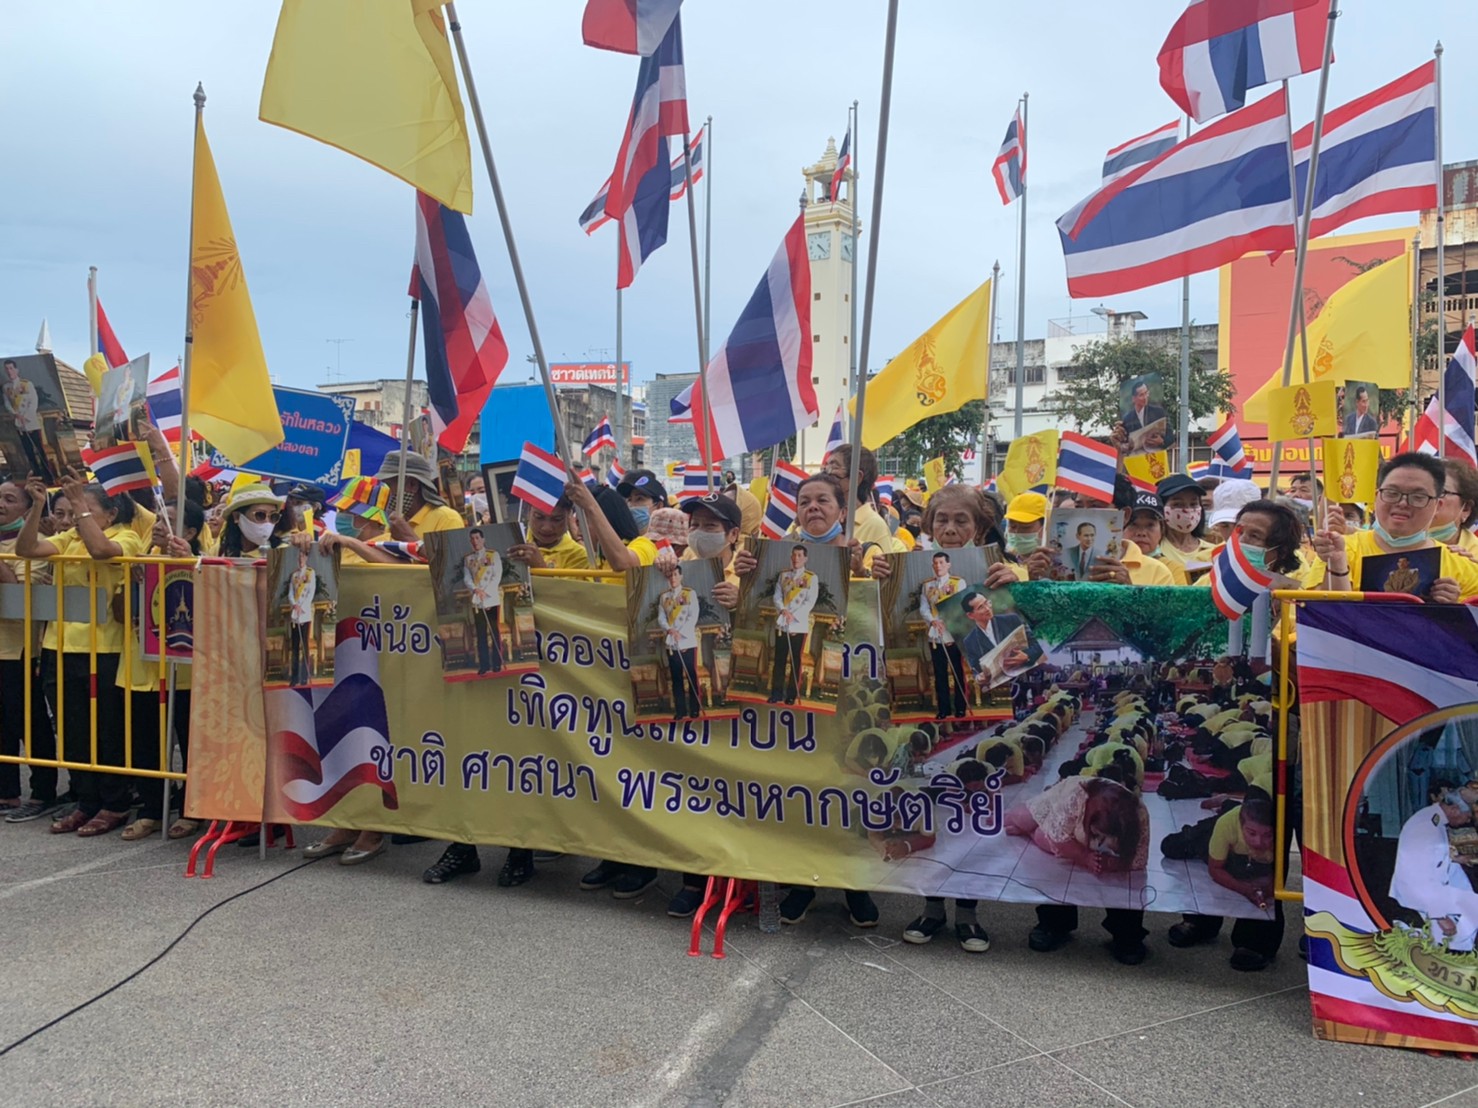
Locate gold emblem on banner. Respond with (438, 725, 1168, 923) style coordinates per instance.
(1314, 337, 1336, 379)
(1306, 911, 1478, 1020)
(1024, 437, 1047, 485)
(190, 236, 244, 327)
(913, 335, 946, 408)
(1339, 443, 1357, 501)
(1291, 387, 1317, 435)
(1148, 453, 1167, 480)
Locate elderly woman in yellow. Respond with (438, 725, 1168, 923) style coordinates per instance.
(1433, 458, 1478, 558)
(16, 473, 144, 836)
(1307, 452, 1478, 601)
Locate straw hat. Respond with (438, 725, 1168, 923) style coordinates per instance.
(223, 482, 284, 517)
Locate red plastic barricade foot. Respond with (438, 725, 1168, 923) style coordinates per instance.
(688, 878, 758, 959)
(184, 822, 296, 879)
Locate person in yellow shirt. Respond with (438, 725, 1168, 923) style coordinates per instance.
(507, 499, 592, 572)
(824, 445, 900, 560)
(1122, 489, 1189, 584)
(1156, 475, 1218, 579)
(1434, 458, 1478, 559)
(0, 478, 58, 821)
(16, 473, 145, 837)
(1306, 453, 1478, 601)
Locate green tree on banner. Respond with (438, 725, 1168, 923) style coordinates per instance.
(1012, 582, 1230, 661)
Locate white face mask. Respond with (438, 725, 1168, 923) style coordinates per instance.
(238, 516, 276, 548)
(686, 528, 729, 559)
(471, 493, 488, 517)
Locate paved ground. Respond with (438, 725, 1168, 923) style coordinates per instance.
(3, 819, 1477, 1108)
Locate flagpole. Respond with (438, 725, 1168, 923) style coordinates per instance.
(174, 84, 205, 537)
(395, 294, 420, 502)
(1409, 231, 1422, 434)
(1177, 122, 1191, 471)
(844, 0, 898, 545)
(1434, 40, 1446, 456)
(87, 267, 99, 359)
(985, 259, 1000, 479)
(682, 134, 714, 488)
(1012, 91, 1028, 442)
(1266, 1, 1338, 494)
(848, 99, 860, 444)
(445, 3, 597, 567)
(703, 114, 714, 377)
(614, 231, 624, 469)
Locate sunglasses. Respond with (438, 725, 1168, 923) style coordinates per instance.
(243, 508, 281, 524)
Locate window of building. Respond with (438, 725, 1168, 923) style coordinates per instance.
(813, 334, 821, 342)
(814, 292, 821, 301)
(1006, 366, 1046, 385)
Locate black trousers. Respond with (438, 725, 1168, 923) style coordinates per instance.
(930, 642, 966, 715)
(472, 606, 503, 673)
(769, 632, 807, 700)
(0, 657, 57, 802)
(289, 622, 312, 685)
(132, 688, 191, 815)
(1036, 904, 1147, 946)
(925, 896, 979, 913)
(43, 650, 129, 816)
(1179, 903, 1285, 958)
(20, 429, 54, 483)
(667, 648, 699, 716)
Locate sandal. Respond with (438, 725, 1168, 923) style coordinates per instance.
(50, 809, 91, 834)
(77, 810, 130, 838)
(121, 818, 161, 841)
(168, 819, 201, 840)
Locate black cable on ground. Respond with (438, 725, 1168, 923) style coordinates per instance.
(0, 856, 322, 1058)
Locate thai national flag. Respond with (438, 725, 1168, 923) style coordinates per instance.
(582, 415, 617, 456)
(687, 213, 817, 465)
(82, 443, 155, 495)
(668, 382, 693, 424)
(679, 463, 715, 501)
(1102, 120, 1180, 184)
(577, 467, 600, 491)
(578, 176, 614, 235)
(412, 193, 510, 453)
(604, 16, 688, 289)
(1157, 0, 1326, 123)
(1054, 432, 1118, 503)
(1291, 61, 1438, 242)
(669, 125, 704, 200)
(146, 366, 197, 445)
(823, 402, 845, 458)
(830, 125, 852, 201)
(876, 475, 895, 509)
(606, 459, 627, 488)
(1414, 325, 1478, 466)
(582, 0, 683, 56)
(1209, 528, 1275, 620)
(760, 458, 808, 540)
(511, 442, 569, 514)
(992, 107, 1026, 205)
(95, 298, 129, 368)
(1207, 418, 1255, 476)
(1057, 89, 1294, 298)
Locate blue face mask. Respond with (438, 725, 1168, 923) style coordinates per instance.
(1006, 532, 1039, 556)
(0, 517, 21, 534)
(1430, 522, 1460, 543)
(629, 507, 650, 532)
(1373, 520, 1429, 549)
(802, 521, 844, 544)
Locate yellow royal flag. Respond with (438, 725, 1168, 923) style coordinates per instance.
(82, 353, 108, 397)
(923, 456, 948, 492)
(259, 0, 473, 214)
(1123, 450, 1172, 492)
(996, 429, 1058, 502)
(1265, 380, 1337, 442)
(1322, 437, 1380, 504)
(342, 448, 362, 479)
(1244, 252, 1410, 423)
(189, 116, 285, 465)
(852, 279, 992, 450)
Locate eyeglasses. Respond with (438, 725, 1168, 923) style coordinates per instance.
(1375, 488, 1436, 508)
(243, 508, 282, 523)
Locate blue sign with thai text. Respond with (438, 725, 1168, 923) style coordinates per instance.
(211, 387, 356, 486)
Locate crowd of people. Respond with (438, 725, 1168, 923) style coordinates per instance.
(3, 414, 1478, 971)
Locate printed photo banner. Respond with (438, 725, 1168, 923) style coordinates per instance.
(188, 566, 1267, 917)
(1296, 600, 1478, 1053)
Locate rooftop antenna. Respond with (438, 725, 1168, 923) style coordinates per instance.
(325, 337, 353, 383)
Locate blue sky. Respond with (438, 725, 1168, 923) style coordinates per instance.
(2, 1, 1471, 394)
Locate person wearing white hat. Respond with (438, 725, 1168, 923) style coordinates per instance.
(1206, 479, 1262, 544)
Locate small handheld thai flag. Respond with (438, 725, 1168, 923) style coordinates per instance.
(1209, 528, 1275, 621)
(1207, 418, 1254, 476)
(370, 540, 425, 563)
(1054, 432, 1118, 503)
(823, 402, 845, 458)
(760, 459, 807, 540)
(606, 459, 627, 488)
(582, 415, 617, 456)
(145, 366, 195, 444)
(511, 442, 569, 513)
(829, 125, 851, 201)
(680, 462, 715, 501)
(82, 443, 156, 495)
(991, 107, 1026, 205)
(876, 475, 895, 509)
(577, 467, 599, 490)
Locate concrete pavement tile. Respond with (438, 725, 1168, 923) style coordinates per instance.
(924, 1055, 1126, 1108)
(825, 1091, 938, 1108)
(1051, 987, 1478, 1108)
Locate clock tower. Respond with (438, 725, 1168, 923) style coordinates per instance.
(797, 137, 858, 468)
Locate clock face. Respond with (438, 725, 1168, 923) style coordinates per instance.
(807, 231, 831, 261)
(840, 233, 855, 263)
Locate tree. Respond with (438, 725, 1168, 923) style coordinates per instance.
(875, 399, 986, 479)
(1042, 337, 1234, 441)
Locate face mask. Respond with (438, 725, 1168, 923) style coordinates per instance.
(0, 517, 21, 534)
(629, 507, 650, 532)
(471, 493, 488, 518)
(1240, 543, 1268, 570)
(1291, 497, 1314, 512)
(1373, 520, 1428, 549)
(802, 521, 844, 544)
(238, 517, 276, 548)
(687, 529, 729, 559)
(1006, 532, 1039, 556)
(1430, 522, 1460, 543)
(1165, 506, 1201, 532)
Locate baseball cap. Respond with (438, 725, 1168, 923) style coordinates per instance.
(1131, 490, 1164, 518)
(1156, 474, 1202, 502)
(616, 469, 668, 505)
(1005, 492, 1048, 523)
(681, 491, 742, 530)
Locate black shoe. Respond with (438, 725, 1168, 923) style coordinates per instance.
(779, 887, 815, 925)
(612, 866, 658, 899)
(667, 886, 706, 918)
(423, 843, 481, 884)
(1229, 946, 1270, 972)
(5, 798, 59, 823)
(956, 922, 991, 953)
(902, 915, 948, 944)
(1167, 921, 1219, 948)
(1028, 926, 1072, 953)
(1110, 940, 1148, 966)
(496, 849, 534, 887)
(766, 693, 782, 704)
(533, 850, 563, 863)
(579, 861, 621, 890)
(845, 890, 879, 928)
(391, 834, 429, 845)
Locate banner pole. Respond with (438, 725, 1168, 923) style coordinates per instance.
(844, 0, 898, 545)
(615, 235, 624, 470)
(1268, 5, 1338, 493)
(1434, 40, 1446, 456)
(1409, 232, 1422, 434)
(396, 294, 420, 505)
(703, 114, 714, 379)
(445, 3, 598, 566)
(848, 99, 860, 443)
(1177, 120, 1191, 471)
(682, 135, 714, 487)
(1012, 92, 1028, 442)
(987, 258, 1001, 479)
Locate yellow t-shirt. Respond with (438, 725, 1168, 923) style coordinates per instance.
(1158, 537, 1217, 576)
(1202, 709, 1244, 735)
(41, 525, 145, 654)
(409, 504, 467, 537)
(976, 737, 1025, 778)
(1458, 529, 1478, 557)
(1151, 549, 1191, 585)
(1209, 806, 1273, 864)
(626, 535, 659, 566)
(1120, 541, 1177, 586)
(0, 537, 42, 661)
(130, 503, 157, 546)
(540, 532, 591, 570)
(1083, 741, 1145, 788)
(1301, 529, 1478, 599)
